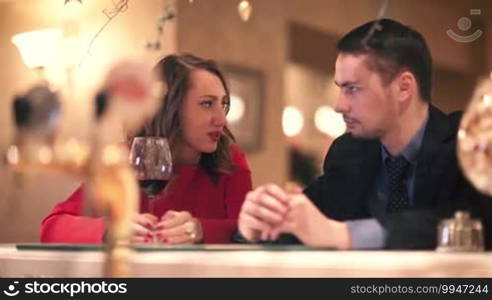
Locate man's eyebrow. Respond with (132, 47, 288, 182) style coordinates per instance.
(334, 80, 359, 88)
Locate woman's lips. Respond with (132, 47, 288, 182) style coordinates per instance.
(208, 132, 221, 142)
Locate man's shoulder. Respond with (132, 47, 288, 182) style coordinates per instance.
(324, 134, 379, 168)
(446, 110, 463, 128)
(430, 105, 463, 127)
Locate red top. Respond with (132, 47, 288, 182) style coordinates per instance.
(40, 145, 252, 244)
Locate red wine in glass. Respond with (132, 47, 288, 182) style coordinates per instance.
(130, 137, 172, 244)
(129, 137, 173, 220)
(139, 179, 168, 196)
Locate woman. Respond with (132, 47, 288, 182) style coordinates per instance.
(40, 54, 252, 244)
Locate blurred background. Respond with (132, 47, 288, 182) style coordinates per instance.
(1, 0, 491, 242)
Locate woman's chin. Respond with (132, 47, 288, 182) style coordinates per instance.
(201, 144, 218, 153)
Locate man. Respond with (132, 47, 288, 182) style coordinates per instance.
(238, 18, 491, 249)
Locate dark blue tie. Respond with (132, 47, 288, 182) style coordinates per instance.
(385, 155, 410, 213)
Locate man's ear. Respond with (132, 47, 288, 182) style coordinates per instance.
(393, 71, 416, 102)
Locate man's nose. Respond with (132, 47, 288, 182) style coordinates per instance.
(334, 94, 350, 114)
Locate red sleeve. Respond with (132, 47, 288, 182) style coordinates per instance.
(199, 144, 252, 243)
(40, 187, 106, 244)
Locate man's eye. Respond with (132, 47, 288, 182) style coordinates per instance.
(345, 86, 359, 94)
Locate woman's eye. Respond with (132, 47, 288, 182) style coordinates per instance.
(200, 100, 213, 108)
(222, 100, 230, 112)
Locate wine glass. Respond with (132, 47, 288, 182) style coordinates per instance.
(129, 137, 173, 217)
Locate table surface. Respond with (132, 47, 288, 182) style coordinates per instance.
(1, 244, 492, 277)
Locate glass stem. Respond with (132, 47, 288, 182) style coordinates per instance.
(148, 195, 157, 244)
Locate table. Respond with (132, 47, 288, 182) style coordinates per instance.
(1, 244, 491, 277)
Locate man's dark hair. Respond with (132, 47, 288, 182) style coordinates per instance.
(337, 18, 433, 102)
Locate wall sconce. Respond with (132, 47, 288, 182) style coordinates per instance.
(226, 94, 245, 124)
(282, 106, 304, 137)
(314, 105, 346, 138)
(238, 0, 252, 22)
(11, 28, 63, 70)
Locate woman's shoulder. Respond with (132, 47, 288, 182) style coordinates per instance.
(230, 143, 250, 172)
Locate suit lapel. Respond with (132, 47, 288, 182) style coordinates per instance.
(323, 137, 380, 219)
(413, 105, 455, 209)
(352, 139, 381, 216)
(360, 140, 382, 192)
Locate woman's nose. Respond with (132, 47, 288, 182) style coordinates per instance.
(212, 107, 226, 127)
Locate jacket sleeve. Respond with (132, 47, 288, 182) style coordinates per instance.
(384, 174, 492, 249)
(40, 187, 106, 244)
(198, 145, 252, 243)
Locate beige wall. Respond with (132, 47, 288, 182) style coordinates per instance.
(0, 0, 177, 242)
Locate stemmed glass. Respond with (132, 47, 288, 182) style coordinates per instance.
(129, 137, 173, 217)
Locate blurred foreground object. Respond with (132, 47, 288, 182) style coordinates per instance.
(458, 73, 492, 195)
(436, 211, 484, 252)
(6, 60, 160, 277)
(455, 72, 492, 252)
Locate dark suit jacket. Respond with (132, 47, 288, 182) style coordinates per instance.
(283, 105, 492, 249)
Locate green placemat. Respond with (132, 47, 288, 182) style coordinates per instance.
(16, 243, 334, 252)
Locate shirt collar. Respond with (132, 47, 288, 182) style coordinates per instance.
(381, 113, 429, 165)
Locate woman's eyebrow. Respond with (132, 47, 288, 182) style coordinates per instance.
(199, 94, 224, 100)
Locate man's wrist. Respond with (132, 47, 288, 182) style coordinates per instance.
(333, 220, 352, 250)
